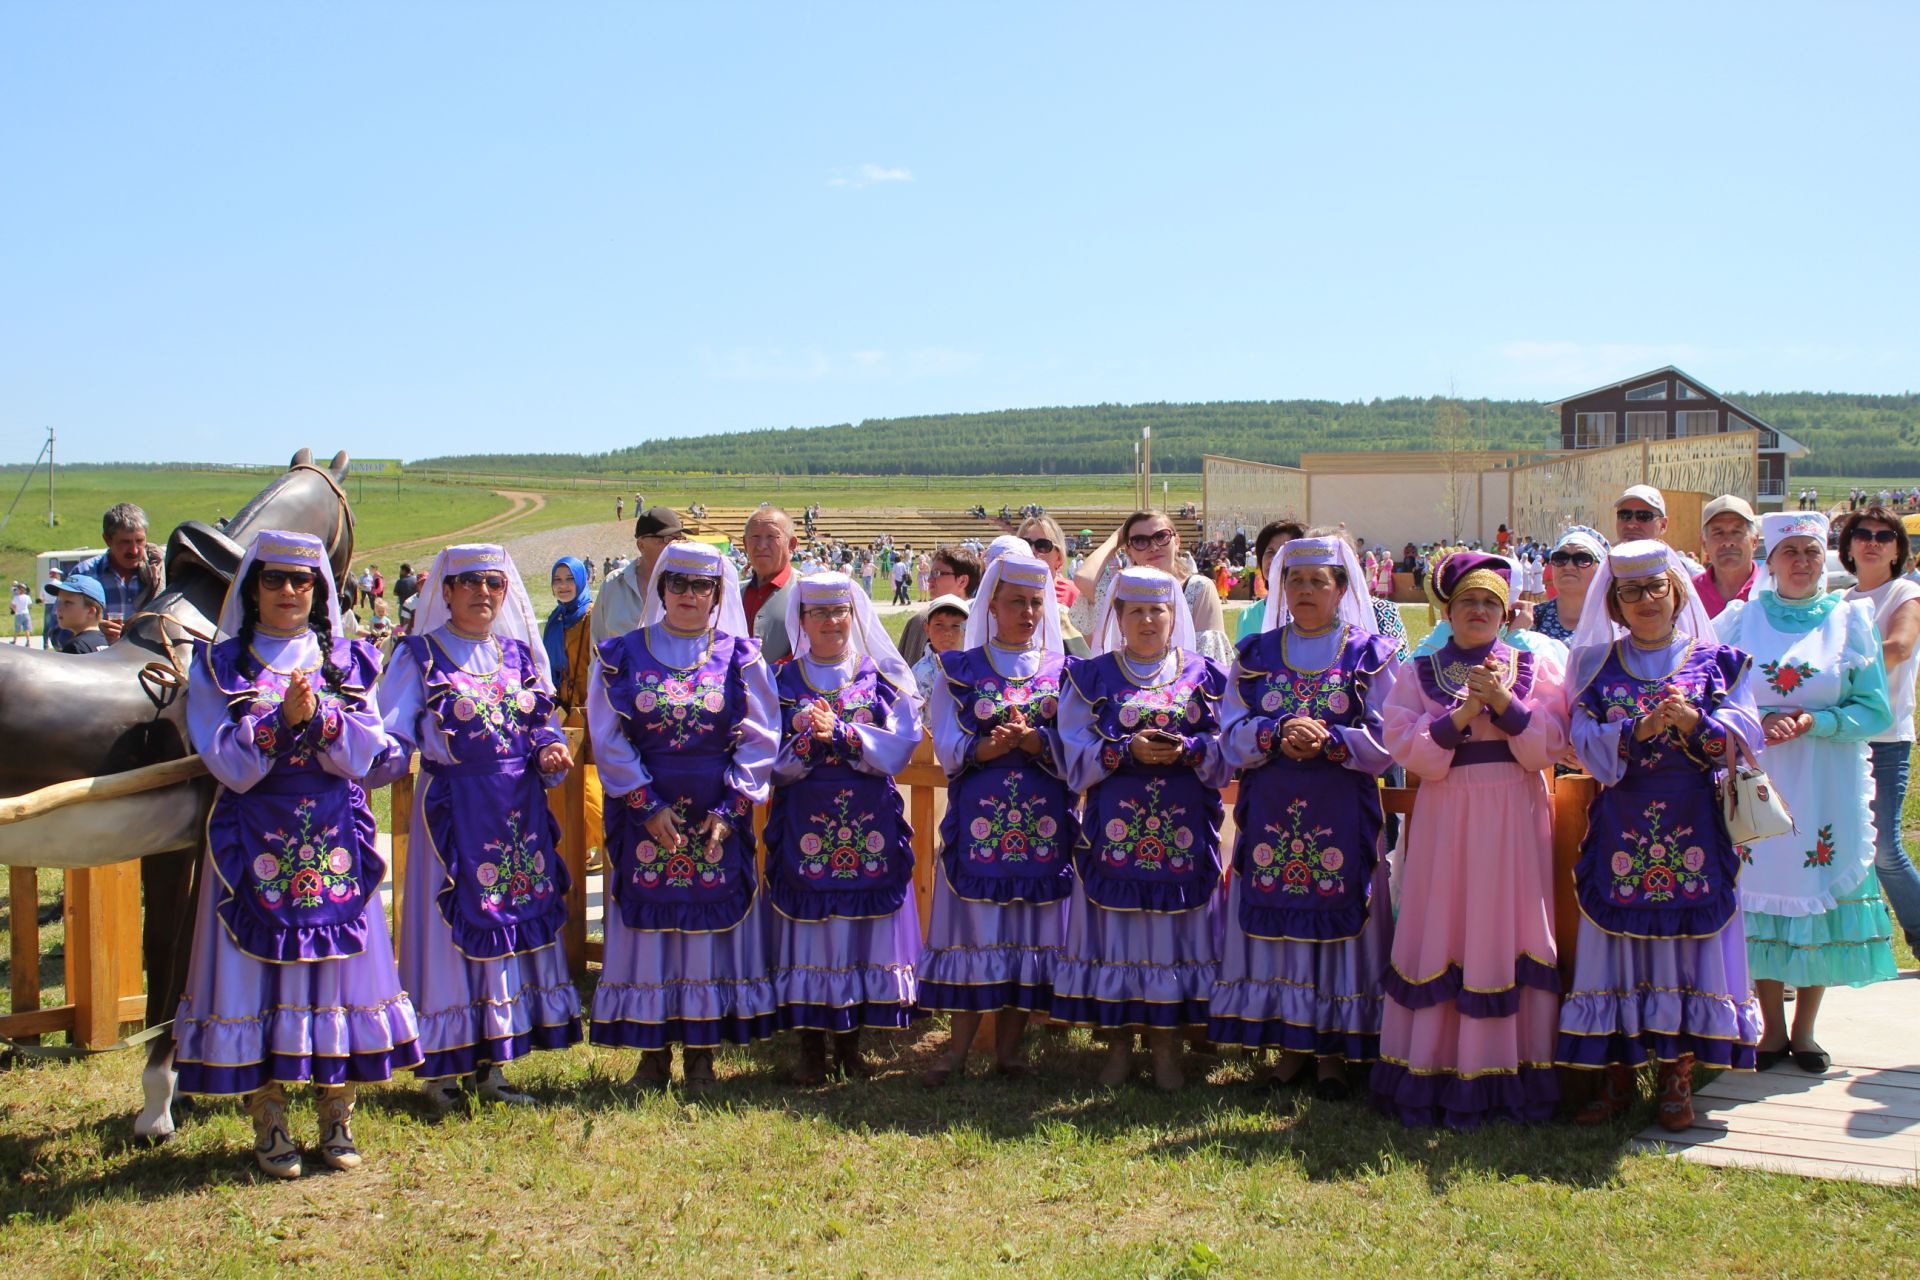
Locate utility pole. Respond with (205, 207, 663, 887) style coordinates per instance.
(1141, 426, 1152, 510)
(46, 427, 55, 527)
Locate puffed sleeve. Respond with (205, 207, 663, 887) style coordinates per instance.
(1058, 661, 1119, 793)
(1502, 651, 1570, 773)
(846, 680, 923, 778)
(365, 640, 431, 789)
(187, 645, 280, 794)
(1383, 662, 1457, 784)
(586, 654, 657, 812)
(928, 660, 972, 778)
(1328, 656, 1397, 778)
(714, 651, 778, 822)
(1218, 655, 1275, 772)
(1809, 601, 1894, 742)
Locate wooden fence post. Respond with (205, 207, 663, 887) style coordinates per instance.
(553, 729, 590, 982)
(1551, 772, 1596, 985)
(8, 866, 41, 1042)
(390, 764, 413, 954)
(65, 861, 139, 1049)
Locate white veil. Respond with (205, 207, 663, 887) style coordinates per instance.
(1259, 536, 1378, 635)
(786, 571, 919, 707)
(965, 552, 1063, 653)
(1567, 539, 1718, 695)
(410, 543, 552, 686)
(638, 540, 749, 637)
(216, 529, 344, 642)
(1095, 566, 1196, 655)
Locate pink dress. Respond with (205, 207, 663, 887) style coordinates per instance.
(1373, 639, 1569, 1129)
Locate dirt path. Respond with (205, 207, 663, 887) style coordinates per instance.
(363, 489, 547, 557)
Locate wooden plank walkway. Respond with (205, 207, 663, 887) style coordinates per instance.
(1633, 971, 1920, 1186)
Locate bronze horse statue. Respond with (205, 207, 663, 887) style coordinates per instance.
(0, 449, 357, 1139)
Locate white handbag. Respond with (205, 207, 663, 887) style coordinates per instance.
(1718, 741, 1794, 845)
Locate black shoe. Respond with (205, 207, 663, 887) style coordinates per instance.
(1789, 1040, 1832, 1074)
(1312, 1076, 1351, 1103)
(1753, 1040, 1789, 1071)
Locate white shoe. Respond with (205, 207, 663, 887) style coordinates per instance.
(420, 1078, 465, 1111)
(474, 1066, 534, 1105)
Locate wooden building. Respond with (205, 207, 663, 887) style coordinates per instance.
(1546, 366, 1806, 510)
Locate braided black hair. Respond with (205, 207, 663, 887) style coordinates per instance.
(235, 562, 349, 691)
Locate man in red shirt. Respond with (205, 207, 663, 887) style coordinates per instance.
(742, 505, 798, 661)
(1692, 494, 1760, 618)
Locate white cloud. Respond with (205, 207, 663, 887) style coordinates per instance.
(828, 163, 914, 189)
(696, 345, 978, 383)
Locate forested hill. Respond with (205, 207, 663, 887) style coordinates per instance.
(416, 392, 1919, 477)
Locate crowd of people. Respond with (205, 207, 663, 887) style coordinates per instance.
(30, 482, 1919, 1180)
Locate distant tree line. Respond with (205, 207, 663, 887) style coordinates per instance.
(412, 392, 1920, 478)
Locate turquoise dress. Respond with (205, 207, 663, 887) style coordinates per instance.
(1715, 591, 1898, 988)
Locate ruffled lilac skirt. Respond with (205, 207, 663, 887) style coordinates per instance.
(770, 896, 920, 1032)
(175, 850, 421, 1096)
(1555, 912, 1761, 1071)
(1207, 864, 1391, 1059)
(590, 895, 779, 1048)
(1050, 878, 1219, 1030)
(399, 833, 582, 1078)
(916, 865, 1067, 1014)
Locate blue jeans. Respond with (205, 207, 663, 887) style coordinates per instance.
(1870, 740, 1920, 951)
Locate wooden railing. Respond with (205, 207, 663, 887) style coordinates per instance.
(3, 734, 1598, 1048)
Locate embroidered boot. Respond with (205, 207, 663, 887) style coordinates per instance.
(1147, 1029, 1186, 1093)
(1574, 1063, 1636, 1126)
(244, 1083, 302, 1179)
(1657, 1055, 1697, 1132)
(474, 1065, 535, 1106)
(793, 1031, 829, 1086)
(630, 1050, 672, 1091)
(420, 1077, 465, 1112)
(682, 1048, 718, 1093)
(316, 1085, 362, 1171)
(1097, 1031, 1135, 1088)
(833, 1029, 874, 1080)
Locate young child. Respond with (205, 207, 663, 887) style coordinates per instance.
(911, 595, 970, 703)
(10, 582, 31, 646)
(53, 576, 111, 654)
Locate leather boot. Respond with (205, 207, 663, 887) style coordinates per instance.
(1147, 1029, 1185, 1092)
(474, 1065, 534, 1105)
(1574, 1063, 1636, 1126)
(1097, 1031, 1134, 1088)
(1657, 1055, 1697, 1132)
(682, 1048, 718, 1093)
(315, 1085, 362, 1171)
(420, 1077, 465, 1112)
(629, 1050, 672, 1091)
(833, 1029, 873, 1080)
(244, 1082, 302, 1179)
(794, 1031, 829, 1085)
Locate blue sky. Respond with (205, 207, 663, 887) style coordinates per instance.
(5, 2, 1916, 465)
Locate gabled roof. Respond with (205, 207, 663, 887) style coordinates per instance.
(1546, 365, 1807, 456)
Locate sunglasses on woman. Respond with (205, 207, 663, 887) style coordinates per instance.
(1126, 529, 1175, 551)
(259, 569, 317, 592)
(1850, 527, 1901, 545)
(1027, 539, 1057, 554)
(452, 572, 509, 593)
(663, 573, 719, 596)
(1547, 551, 1598, 568)
(1615, 578, 1674, 604)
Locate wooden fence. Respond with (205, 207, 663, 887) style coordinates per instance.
(2, 732, 1598, 1049)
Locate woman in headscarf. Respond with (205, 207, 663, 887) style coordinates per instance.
(1053, 567, 1232, 1090)
(173, 531, 420, 1179)
(766, 572, 924, 1082)
(544, 556, 596, 717)
(585, 540, 780, 1091)
(918, 552, 1078, 1085)
(1373, 552, 1570, 1129)
(1555, 542, 1764, 1129)
(377, 544, 582, 1109)
(1714, 513, 1896, 1073)
(1211, 538, 1400, 1100)
(1528, 526, 1609, 646)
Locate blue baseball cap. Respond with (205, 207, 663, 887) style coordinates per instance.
(50, 575, 107, 609)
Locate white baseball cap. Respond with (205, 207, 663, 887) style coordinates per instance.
(1615, 484, 1667, 516)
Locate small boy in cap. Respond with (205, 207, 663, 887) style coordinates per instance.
(911, 594, 971, 703)
(52, 575, 111, 653)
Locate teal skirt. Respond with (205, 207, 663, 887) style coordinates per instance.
(1745, 869, 1899, 988)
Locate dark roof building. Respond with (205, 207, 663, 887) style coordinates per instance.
(1546, 366, 1807, 510)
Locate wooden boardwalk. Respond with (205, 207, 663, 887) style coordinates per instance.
(1633, 972, 1920, 1186)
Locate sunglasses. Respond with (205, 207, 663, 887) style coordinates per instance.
(1547, 551, 1598, 568)
(452, 572, 509, 593)
(1615, 578, 1674, 604)
(1126, 529, 1175, 551)
(1850, 527, 1901, 546)
(1615, 509, 1662, 524)
(663, 573, 719, 596)
(1027, 539, 1057, 554)
(259, 569, 317, 592)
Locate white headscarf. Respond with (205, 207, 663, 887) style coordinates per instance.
(411, 543, 552, 686)
(1567, 538, 1719, 694)
(965, 552, 1063, 653)
(216, 529, 344, 642)
(1755, 511, 1831, 599)
(638, 540, 749, 637)
(786, 571, 919, 707)
(1095, 566, 1196, 655)
(1260, 536, 1378, 635)
(983, 534, 1033, 567)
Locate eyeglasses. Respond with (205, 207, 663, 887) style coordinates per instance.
(1614, 578, 1674, 604)
(1850, 527, 1900, 546)
(1126, 529, 1175, 551)
(663, 573, 719, 596)
(452, 572, 509, 593)
(1027, 539, 1057, 554)
(1615, 509, 1661, 524)
(1547, 551, 1598, 568)
(805, 605, 853, 621)
(260, 569, 317, 592)
(638, 532, 687, 545)
(930, 566, 960, 580)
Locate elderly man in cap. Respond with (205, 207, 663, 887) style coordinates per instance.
(590, 506, 690, 644)
(1693, 494, 1761, 618)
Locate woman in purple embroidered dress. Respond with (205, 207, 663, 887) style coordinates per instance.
(1556, 541, 1763, 1130)
(918, 552, 1077, 1084)
(766, 572, 924, 1083)
(376, 544, 581, 1109)
(1212, 537, 1399, 1101)
(1054, 567, 1231, 1091)
(586, 540, 779, 1091)
(174, 530, 420, 1179)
